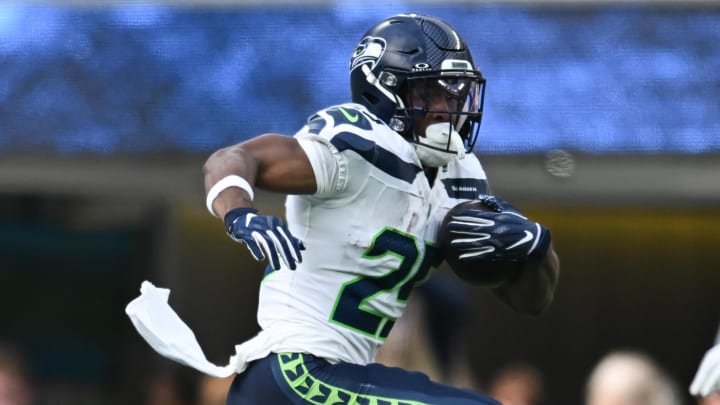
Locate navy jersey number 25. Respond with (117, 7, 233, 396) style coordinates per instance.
(329, 227, 443, 340)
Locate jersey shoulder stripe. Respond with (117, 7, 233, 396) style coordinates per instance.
(300, 103, 422, 185)
(330, 131, 422, 184)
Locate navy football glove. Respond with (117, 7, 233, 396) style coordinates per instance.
(447, 195, 551, 262)
(224, 208, 305, 270)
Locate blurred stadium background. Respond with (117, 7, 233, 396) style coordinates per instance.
(0, 0, 718, 404)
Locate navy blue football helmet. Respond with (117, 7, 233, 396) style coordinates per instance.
(350, 13, 486, 154)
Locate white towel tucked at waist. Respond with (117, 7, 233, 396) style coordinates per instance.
(125, 280, 276, 377)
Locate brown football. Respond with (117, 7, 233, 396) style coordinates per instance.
(439, 200, 523, 287)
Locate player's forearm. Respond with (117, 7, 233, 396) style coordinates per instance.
(203, 144, 258, 218)
(493, 246, 560, 315)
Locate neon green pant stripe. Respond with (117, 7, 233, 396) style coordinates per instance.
(277, 352, 429, 405)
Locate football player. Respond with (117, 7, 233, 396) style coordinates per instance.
(160, 13, 560, 404)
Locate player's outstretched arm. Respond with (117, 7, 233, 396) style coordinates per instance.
(203, 134, 317, 270)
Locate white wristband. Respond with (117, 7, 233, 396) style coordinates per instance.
(206, 175, 255, 217)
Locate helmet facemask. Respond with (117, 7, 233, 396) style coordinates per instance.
(391, 69, 486, 166)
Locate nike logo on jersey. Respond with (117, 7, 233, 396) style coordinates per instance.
(338, 106, 359, 123)
(507, 230, 534, 250)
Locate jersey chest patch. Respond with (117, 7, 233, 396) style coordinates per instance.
(440, 178, 489, 199)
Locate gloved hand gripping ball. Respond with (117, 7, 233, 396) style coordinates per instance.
(439, 195, 551, 287)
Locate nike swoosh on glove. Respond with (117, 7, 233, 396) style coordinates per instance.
(224, 207, 305, 270)
(447, 195, 551, 262)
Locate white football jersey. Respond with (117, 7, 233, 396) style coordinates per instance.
(255, 103, 489, 366)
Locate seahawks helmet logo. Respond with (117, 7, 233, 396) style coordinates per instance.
(350, 36, 386, 72)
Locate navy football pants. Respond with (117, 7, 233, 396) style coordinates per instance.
(226, 352, 500, 405)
